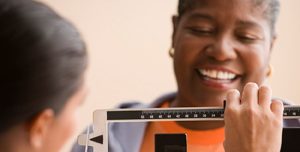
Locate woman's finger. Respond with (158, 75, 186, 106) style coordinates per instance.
(271, 99, 284, 118)
(258, 85, 272, 108)
(225, 89, 240, 109)
(241, 82, 259, 107)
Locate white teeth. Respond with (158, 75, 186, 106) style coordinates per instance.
(198, 69, 237, 80)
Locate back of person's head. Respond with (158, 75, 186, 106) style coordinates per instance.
(0, 0, 87, 151)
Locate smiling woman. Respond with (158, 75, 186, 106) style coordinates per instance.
(69, 0, 299, 152)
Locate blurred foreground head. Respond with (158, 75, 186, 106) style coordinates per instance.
(0, 0, 88, 152)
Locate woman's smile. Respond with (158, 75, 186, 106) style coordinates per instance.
(195, 66, 242, 90)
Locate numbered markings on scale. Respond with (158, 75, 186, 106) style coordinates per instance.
(282, 107, 300, 118)
(140, 112, 224, 120)
(293, 112, 297, 116)
(107, 107, 300, 121)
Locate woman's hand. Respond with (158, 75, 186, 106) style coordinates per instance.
(224, 83, 283, 152)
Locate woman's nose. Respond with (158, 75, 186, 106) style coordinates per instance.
(205, 36, 237, 62)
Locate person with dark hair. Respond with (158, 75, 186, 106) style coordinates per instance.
(71, 0, 298, 152)
(0, 0, 88, 152)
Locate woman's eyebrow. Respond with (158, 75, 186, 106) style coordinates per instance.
(236, 20, 263, 30)
(187, 13, 214, 22)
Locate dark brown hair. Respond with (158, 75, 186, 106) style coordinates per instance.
(177, 0, 280, 33)
(0, 0, 87, 133)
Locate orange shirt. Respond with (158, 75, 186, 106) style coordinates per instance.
(140, 102, 225, 152)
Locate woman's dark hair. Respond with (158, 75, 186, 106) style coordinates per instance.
(0, 0, 87, 133)
(177, 0, 280, 33)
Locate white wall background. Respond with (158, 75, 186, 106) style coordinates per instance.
(37, 0, 300, 151)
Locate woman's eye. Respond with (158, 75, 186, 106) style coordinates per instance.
(238, 35, 258, 43)
(188, 27, 214, 36)
(236, 31, 263, 43)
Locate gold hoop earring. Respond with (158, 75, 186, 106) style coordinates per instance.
(169, 47, 174, 58)
(267, 64, 273, 77)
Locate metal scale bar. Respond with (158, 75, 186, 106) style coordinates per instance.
(78, 105, 300, 152)
(107, 105, 300, 122)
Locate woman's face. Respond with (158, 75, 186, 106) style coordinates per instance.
(172, 0, 275, 107)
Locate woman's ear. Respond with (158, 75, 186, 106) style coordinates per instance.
(171, 15, 179, 47)
(266, 64, 274, 78)
(270, 33, 277, 51)
(27, 109, 55, 149)
(265, 34, 277, 78)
